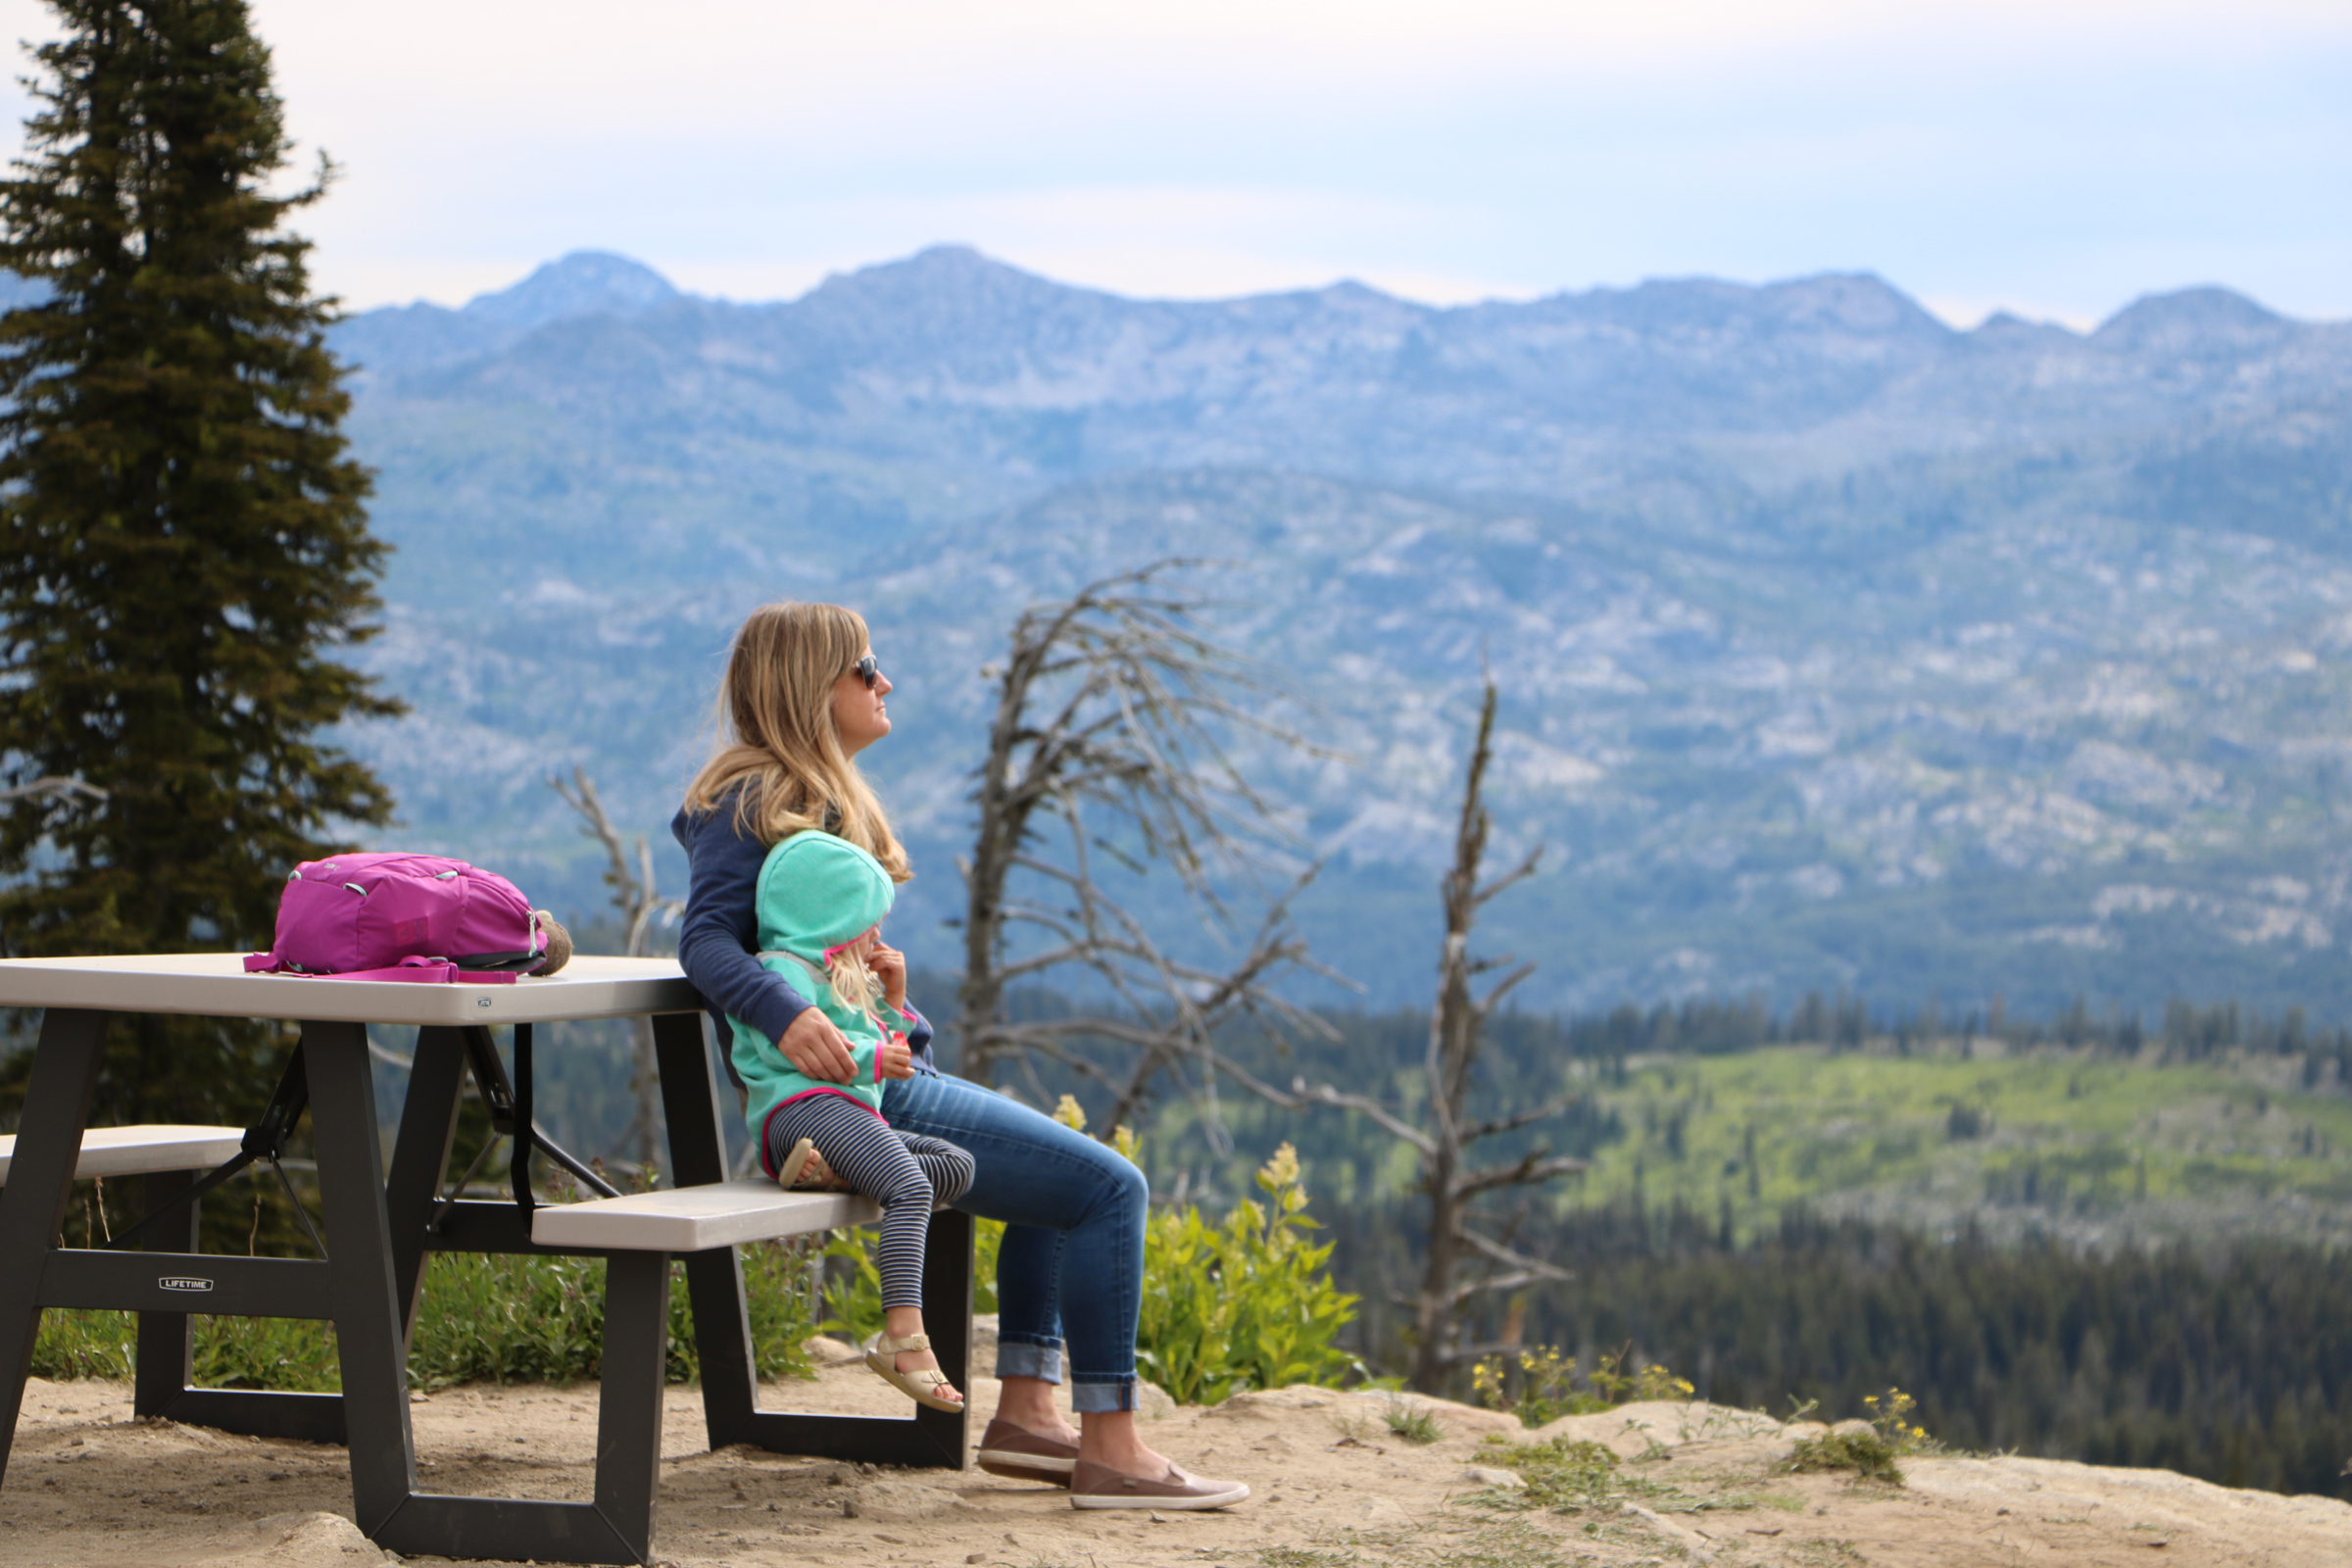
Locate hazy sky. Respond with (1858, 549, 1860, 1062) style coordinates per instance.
(2, 0, 2347, 327)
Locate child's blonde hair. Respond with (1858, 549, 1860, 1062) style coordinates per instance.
(682, 601, 912, 882)
(825, 943, 885, 1020)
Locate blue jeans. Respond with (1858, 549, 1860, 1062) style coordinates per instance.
(880, 1070, 1148, 1413)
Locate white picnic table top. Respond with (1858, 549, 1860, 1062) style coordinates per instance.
(0, 953, 702, 1026)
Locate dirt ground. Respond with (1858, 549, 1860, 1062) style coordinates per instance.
(5, 1333, 2349, 1568)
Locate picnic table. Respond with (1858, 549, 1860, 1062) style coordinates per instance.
(0, 954, 971, 1566)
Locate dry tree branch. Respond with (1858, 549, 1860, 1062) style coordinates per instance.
(0, 774, 108, 806)
(1463, 1094, 1585, 1142)
(957, 560, 1343, 1137)
(1209, 674, 1585, 1393)
(1455, 1226, 1572, 1282)
(550, 765, 685, 1177)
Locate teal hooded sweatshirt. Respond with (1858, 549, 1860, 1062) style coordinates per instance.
(727, 831, 910, 1154)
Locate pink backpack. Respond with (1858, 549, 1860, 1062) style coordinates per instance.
(244, 853, 553, 984)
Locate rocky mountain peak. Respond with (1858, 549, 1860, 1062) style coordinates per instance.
(2091, 286, 2286, 356)
(803, 244, 1098, 316)
(461, 250, 681, 331)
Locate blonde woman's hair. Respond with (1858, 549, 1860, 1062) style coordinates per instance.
(681, 602, 912, 882)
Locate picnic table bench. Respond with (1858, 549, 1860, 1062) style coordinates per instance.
(0, 1124, 247, 1186)
(0, 954, 971, 1567)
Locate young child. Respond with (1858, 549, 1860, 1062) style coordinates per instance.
(729, 829, 974, 1411)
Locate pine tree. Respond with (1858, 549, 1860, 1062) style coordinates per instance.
(0, 0, 401, 1148)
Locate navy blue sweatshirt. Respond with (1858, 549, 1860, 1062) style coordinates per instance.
(672, 790, 936, 1079)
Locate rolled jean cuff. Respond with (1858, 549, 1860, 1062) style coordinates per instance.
(995, 1333, 1064, 1384)
(1069, 1375, 1138, 1414)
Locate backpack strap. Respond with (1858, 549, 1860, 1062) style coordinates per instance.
(239, 954, 519, 985)
(323, 963, 520, 985)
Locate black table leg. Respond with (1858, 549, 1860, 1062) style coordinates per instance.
(920, 1205, 974, 1454)
(383, 1025, 469, 1347)
(651, 1010, 761, 1448)
(299, 1017, 417, 1534)
(593, 1250, 672, 1563)
(132, 1168, 199, 1416)
(0, 1007, 107, 1484)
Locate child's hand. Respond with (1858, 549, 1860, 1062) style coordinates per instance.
(878, 1036, 914, 1079)
(870, 940, 907, 1012)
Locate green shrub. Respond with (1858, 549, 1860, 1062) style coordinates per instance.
(1472, 1343, 1695, 1428)
(31, 1305, 345, 1391)
(1135, 1142, 1361, 1404)
(197, 1315, 343, 1392)
(820, 1137, 1361, 1405)
(1775, 1388, 1935, 1486)
(1861, 1387, 1938, 1454)
(27, 1310, 138, 1381)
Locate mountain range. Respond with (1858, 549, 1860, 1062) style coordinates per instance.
(311, 247, 2352, 1019)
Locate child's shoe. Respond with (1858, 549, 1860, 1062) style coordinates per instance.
(863, 1331, 963, 1411)
(775, 1138, 849, 1192)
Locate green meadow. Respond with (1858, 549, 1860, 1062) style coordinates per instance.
(1561, 1041, 2352, 1247)
(1147, 1003, 2352, 1254)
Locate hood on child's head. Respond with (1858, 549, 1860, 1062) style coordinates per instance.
(759, 831, 897, 965)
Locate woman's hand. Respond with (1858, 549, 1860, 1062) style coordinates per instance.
(878, 1036, 915, 1079)
(778, 1005, 859, 1083)
(870, 940, 908, 1013)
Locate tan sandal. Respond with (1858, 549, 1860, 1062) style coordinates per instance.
(775, 1138, 849, 1192)
(864, 1332, 963, 1411)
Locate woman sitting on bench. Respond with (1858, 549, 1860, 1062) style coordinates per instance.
(674, 601, 1250, 1511)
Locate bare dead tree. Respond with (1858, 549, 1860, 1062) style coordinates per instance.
(550, 765, 682, 1175)
(957, 562, 1341, 1134)
(1211, 677, 1586, 1394)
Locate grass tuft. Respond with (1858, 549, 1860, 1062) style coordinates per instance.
(1781, 1428, 1905, 1485)
(1382, 1394, 1445, 1446)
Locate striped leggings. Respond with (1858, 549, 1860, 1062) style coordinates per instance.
(763, 1093, 975, 1310)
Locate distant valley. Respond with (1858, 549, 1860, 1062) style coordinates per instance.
(318, 248, 2352, 1020)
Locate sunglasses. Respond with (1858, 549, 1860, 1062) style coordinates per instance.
(851, 655, 882, 689)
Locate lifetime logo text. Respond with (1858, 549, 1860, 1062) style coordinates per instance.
(158, 1276, 215, 1294)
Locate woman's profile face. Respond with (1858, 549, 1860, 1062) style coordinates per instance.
(830, 646, 893, 757)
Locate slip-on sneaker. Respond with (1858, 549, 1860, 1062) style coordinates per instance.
(1068, 1457, 1250, 1511)
(975, 1418, 1080, 1486)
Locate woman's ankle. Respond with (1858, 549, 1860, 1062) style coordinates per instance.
(996, 1375, 1074, 1437)
(1078, 1410, 1162, 1472)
